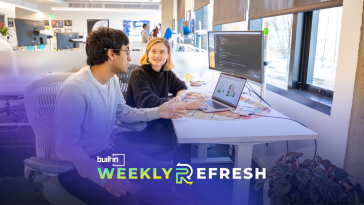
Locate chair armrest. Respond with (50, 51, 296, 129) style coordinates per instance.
(24, 157, 74, 174)
(115, 122, 147, 132)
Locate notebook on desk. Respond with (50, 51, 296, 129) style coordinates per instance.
(201, 73, 247, 113)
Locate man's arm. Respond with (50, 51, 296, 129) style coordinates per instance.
(116, 96, 186, 122)
(54, 84, 107, 187)
(116, 91, 160, 123)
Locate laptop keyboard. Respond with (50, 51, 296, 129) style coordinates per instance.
(206, 100, 228, 109)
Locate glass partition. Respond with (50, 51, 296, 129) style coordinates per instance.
(0, 51, 216, 84)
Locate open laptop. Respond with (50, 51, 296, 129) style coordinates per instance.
(201, 73, 247, 113)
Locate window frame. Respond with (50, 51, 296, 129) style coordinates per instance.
(263, 13, 294, 86)
(249, 7, 342, 99)
(298, 11, 334, 99)
(248, 7, 343, 115)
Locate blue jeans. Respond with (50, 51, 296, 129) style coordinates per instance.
(58, 146, 178, 205)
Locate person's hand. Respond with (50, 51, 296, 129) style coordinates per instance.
(104, 177, 134, 198)
(186, 99, 208, 110)
(159, 102, 186, 119)
(170, 95, 183, 103)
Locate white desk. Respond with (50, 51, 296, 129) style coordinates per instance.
(0, 83, 29, 127)
(0, 83, 29, 96)
(172, 83, 318, 205)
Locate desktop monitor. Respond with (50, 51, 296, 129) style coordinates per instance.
(14, 19, 47, 47)
(208, 31, 264, 84)
(87, 19, 109, 34)
(56, 32, 79, 50)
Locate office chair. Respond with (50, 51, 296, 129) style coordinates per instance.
(23, 73, 147, 204)
(116, 64, 139, 99)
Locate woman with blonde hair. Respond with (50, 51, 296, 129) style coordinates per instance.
(124, 37, 206, 203)
(126, 37, 206, 109)
(125, 37, 206, 203)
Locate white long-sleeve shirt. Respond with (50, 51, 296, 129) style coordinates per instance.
(52, 66, 160, 187)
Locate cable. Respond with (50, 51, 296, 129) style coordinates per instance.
(250, 114, 318, 158)
(251, 114, 304, 155)
(0, 110, 26, 133)
(0, 98, 27, 133)
(246, 86, 264, 103)
(247, 82, 271, 107)
(250, 114, 307, 128)
(244, 84, 318, 158)
(246, 82, 271, 107)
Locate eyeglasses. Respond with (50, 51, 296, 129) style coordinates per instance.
(104, 48, 130, 55)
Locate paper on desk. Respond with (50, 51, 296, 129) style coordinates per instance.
(231, 109, 250, 116)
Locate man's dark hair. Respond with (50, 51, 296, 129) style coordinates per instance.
(142, 24, 147, 28)
(86, 27, 129, 66)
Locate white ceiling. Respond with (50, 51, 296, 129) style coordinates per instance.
(22, 0, 63, 4)
(64, 0, 161, 2)
(23, 0, 160, 4)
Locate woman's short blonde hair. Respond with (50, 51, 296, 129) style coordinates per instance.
(140, 37, 175, 70)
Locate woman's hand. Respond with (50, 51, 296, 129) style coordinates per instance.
(159, 102, 186, 119)
(186, 99, 208, 110)
(169, 95, 184, 103)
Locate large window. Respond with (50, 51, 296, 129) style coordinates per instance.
(310, 7, 342, 91)
(263, 14, 293, 89)
(194, 0, 213, 50)
(299, 7, 343, 98)
(250, 6, 343, 100)
(201, 1, 213, 50)
(222, 21, 248, 31)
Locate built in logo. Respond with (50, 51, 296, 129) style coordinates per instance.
(97, 154, 125, 166)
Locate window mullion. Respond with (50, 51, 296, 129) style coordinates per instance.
(298, 11, 313, 89)
(288, 13, 304, 89)
(306, 10, 320, 85)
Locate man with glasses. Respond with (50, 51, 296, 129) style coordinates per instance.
(53, 27, 187, 204)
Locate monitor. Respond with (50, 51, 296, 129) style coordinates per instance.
(87, 19, 109, 34)
(56, 32, 79, 50)
(14, 19, 47, 47)
(208, 31, 264, 84)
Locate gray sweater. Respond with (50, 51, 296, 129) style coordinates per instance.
(52, 66, 160, 187)
(141, 29, 148, 43)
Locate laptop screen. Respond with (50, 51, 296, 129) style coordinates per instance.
(212, 74, 247, 107)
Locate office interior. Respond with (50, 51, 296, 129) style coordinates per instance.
(0, 0, 364, 204)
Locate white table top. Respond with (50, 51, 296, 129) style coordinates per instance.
(172, 83, 318, 144)
(0, 83, 29, 96)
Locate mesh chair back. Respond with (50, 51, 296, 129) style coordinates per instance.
(116, 64, 140, 98)
(24, 73, 73, 159)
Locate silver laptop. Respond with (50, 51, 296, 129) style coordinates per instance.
(201, 73, 247, 113)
